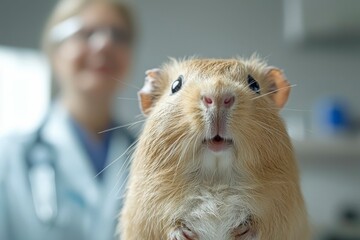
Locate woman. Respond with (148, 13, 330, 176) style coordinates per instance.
(0, 0, 135, 239)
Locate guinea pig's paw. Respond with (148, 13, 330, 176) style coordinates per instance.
(169, 223, 198, 240)
(232, 222, 253, 240)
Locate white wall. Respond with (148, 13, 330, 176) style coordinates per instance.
(0, 47, 50, 136)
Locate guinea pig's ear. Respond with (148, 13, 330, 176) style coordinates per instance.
(264, 67, 291, 109)
(138, 68, 163, 116)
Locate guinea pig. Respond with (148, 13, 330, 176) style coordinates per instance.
(119, 57, 309, 240)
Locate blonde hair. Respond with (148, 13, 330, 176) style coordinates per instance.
(41, 0, 135, 57)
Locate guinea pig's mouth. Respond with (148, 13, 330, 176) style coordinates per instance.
(203, 135, 233, 152)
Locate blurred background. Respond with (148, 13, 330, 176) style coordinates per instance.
(1, 0, 359, 239)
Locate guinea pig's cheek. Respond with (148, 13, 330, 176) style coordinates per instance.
(182, 92, 204, 125)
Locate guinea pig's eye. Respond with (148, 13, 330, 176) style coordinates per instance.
(171, 75, 183, 94)
(247, 75, 260, 94)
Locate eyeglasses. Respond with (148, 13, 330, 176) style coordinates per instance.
(50, 17, 131, 47)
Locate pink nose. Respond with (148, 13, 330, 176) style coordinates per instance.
(202, 95, 235, 108)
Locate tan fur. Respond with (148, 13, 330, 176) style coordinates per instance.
(119, 57, 310, 240)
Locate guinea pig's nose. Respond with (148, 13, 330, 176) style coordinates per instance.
(201, 94, 235, 108)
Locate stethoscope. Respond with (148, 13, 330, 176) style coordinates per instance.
(23, 111, 135, 225)
(24, 114, 58, 225)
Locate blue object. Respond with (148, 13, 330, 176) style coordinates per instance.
(314, 97, 350, 135)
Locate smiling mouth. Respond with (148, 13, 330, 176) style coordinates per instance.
(203, 135, 233, 152)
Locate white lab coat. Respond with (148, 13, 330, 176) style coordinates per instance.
(0, 104, 132, 240)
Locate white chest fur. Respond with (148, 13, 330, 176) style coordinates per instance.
(173, 150, 254, 240)
(176, 186, 252, 240)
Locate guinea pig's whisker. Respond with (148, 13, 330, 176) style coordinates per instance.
(135, 113, 145, 120)
(252, 120, 292, 152)
(94, 138, 138, 178)
(110, 142, 138, 199)
(177, 134, 193, 172)
(98, 119, 146, 134)
(128, 120, 146, 130)
(282, 108, 312, 112)
(160, 132, 186, 181)
(114, 171, 131, 199)
(251, 84, 297, 101)
(256, 107, 312, 112)
(252, 120, 285, 139)
(110, 76, 141, 90)
(244, 81, 256, 90)
(117, 97, 139, 101)
(94, 154, 123, 178)
(110, 164, 129, 197)
(169, 135, 185, 168)
(114, 159, 132, 195)
(115, 141, 137, 179)
(192, 134, 201, 167)
(253, 120, 285, 138)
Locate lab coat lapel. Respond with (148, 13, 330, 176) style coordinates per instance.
(42, 104, 101, 209)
